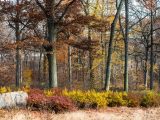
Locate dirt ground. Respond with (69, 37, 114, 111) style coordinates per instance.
(0, 107, 160, 120)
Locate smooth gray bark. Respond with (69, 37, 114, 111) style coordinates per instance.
(47, 19, 58, 88)
(68, 46, 72, 89)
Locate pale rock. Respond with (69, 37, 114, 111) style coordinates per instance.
(0, 91, 28, 108)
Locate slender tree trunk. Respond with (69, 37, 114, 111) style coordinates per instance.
(105, 0, 124, 90)
(150, 10, 154, 90)
(33, 50, 36, 74)
(0, 54, 2, 62)
(135, 56, 138, 90)
(103, 42, 106, 87)
(124, 0, 129, 92)
(89, 50, 94, 89)
(87, 26, 94, 89)
(100, 31, 106, 89)
(16, 47, 21, 87)
(158, 65, 160, 92)
(43, 55, 48, 81)
(100, 0, 105, 89)
(78, 49, 81, 82)
(38, 48, 43, 82)
(144, 47, 149, 88)
(15, 0, 21, 87)
(68, 45, 72, 89)
(82, 61, 86, 89)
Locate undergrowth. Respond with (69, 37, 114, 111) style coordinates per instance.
(0, 87, 160, 112)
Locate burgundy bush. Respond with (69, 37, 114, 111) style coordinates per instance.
(27, 89, 48, 109)
(48, 96, 76, 113)
(27, 88, 76, 113)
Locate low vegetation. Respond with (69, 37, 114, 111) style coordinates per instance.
(20, 88, 160, 112)
(1, 87, 160, 113)
(27, 88, 75, 113)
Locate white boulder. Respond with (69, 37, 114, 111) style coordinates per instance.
(0, 91, 28, 108)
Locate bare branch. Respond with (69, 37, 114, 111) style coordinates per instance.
(57, 0, 76, 23)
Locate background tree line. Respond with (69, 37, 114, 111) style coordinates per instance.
(0, 0, 159, 92)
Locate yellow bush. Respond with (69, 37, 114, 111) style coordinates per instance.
(44, 89, 54, 97)
(63, 89, 108, 108)
(63, 89, 86, 102)
(107, 91, 127, 107)
(22, 85, 30, 93)
(85, 90, 108, 108)
(0, 86, 11, 93)
(140, 91, 160, 107)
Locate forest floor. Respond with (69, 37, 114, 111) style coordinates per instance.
(0, 107, 160, 120)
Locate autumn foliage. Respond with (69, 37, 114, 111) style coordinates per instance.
(27, 88, 76, 113)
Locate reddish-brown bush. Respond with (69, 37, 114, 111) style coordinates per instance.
(127, 92, 142, 107)
(27, 88, 76, 113)
(48, 96, 76, 113)
(28, 88, 44, 95)
(27, 89, 48, 109)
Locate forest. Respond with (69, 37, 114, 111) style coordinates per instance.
(0, 0, 159, 91)
(0, 0, 160, 119)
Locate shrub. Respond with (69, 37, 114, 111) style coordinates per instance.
(127, 92, 142, 107)
(51, 88, 63, 96)
(63, 89, 86, 108)
(63, 89, 108, 109)
(140, 91, 160, 107)
(21, 85, 30, 93)
(44, 89, 54, 97)
(85, 90, 108, 108)
(0, 86, 11, 93)
(107, 91, 127, 107)
(27, 88, 76, 113)
(48, 96, 76, 113)
(27, 89, 48, 109)
(27, 89, 160, 111)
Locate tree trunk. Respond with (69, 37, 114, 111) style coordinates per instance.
(15, 0, 22, 88)
(105, 0, 124, 91)
(87, 26, 94, 89)
(47, 19, 58, 88)
(158, 65, 160, 92)
(150, 10, 154, 90)
(124, 0, 129, 92)
(82, 61, 86, 90)
(100, 32, 105, 88)
(43, 55, 48, 82)
(47, 52, 57, 88)
(38, 48, 43, 83)
(89, 49, 94, 89)
(68, 46, 72, 89)
(144, 47, 149, 89)
(16, 48, 21, 87)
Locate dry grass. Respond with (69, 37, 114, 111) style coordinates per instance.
(0, 107, 160, 120)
